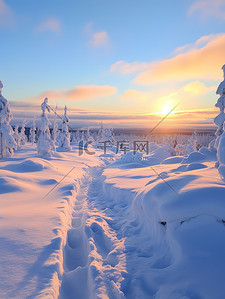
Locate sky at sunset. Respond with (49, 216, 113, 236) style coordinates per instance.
(1, 0, 225, 128)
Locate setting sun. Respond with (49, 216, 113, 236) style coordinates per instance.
(161, 100, 173, 115)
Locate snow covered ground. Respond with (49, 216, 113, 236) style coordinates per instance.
(1, 142, 225, 298)
(0, 144, 102, 298)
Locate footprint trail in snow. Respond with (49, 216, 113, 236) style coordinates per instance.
(59, 167, 126, 299)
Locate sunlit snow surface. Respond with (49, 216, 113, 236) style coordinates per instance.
(0, 142, 225, 299)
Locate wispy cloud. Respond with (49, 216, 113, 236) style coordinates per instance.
(188, 0, 225, 21)
(0, 0, 15, 28)
(135, 33, 225, 85)
(65, 85, 116, 100)
(89, 31, 109, 48)
(110, 60, 150, 75)
(29, 85, 117, 102)
(35, 18, 62, 34)
(85, 22, 110, 49)
(183, 81, 216, 95)
(110, 34, 222, 77)
(171, 33, 223, 55)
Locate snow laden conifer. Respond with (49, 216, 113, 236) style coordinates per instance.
(19, 120, 27, 145)
(29, 119, 36, 146)
(57, 105, 71, 151)
(52, 105, 59, 144)
(97, 122, 115, 144)
(37, 98, 56, 157)
(13, 124, 21, 148)
(0, 81, 17, 157)
(215, 65, 225, 178)
(86, 127, 95, 144)
(214, 65, 225, 148)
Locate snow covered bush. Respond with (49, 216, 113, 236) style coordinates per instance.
(0, 81, 17, 157)
(37, 98, 56, 157)
(57, 105, 71, 151)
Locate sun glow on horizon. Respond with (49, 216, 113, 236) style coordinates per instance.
(161, 99, 173, 115)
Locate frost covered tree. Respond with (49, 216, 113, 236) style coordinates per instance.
(216, 65, 225, 176)
(19, 120, 28, 145)
(71, 130, 80, 142)
(57, 105, 71, 150)
(52, 105, 59, 144)
(29, 119, 36, 146)
(97, 122, 115, 144)
(37, 98, 56, 156)
(86, 127, 95, 144)
(214, 65, 225, 148)
(0, 81, 17, 157)
(13, 124, 21, 148)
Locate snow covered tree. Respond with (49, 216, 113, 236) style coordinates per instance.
(37, 98, 56, 157)
(0, 81, 17, 157)
(13, 124, 21, 148)
(214, 65, 225, 149)
(29, 119, 36, 146)
(216, 65, 225, 176)
(97, 122, 115, 144)
(19, 120, 27, 145)
(52, 105, 59, 144)
(71, 130, 80, 142)
(86, 127, 95, 144)
(57, 105, 71, 150)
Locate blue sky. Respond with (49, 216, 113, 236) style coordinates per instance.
(1, 0, 225, 127)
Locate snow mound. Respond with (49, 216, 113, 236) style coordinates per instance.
(0, 177, 23, 193)
(187, 163, 207, 171)
(181, 152, 207, 164)
(3, 158, 55, 173)
(111, 151, 143, 166)
(39, 179, 58, 185)
(199, 146, 217, 161)
(161, 156, 183, 164)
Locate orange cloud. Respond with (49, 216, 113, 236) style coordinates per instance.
(35, 18, 61, 34)
(171, 33, 222, 55)
(183, 81, 216, 95)
(189, 0, 225, 21)
(135, 34, 225, 85)
(65, 85, 117, 100)
(89, 31, 109, 48)
(110, 61, 150, 75)
(122, 81, 215, 104)
(30, 85, 117, 102)
(85, 23, 110, 49)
